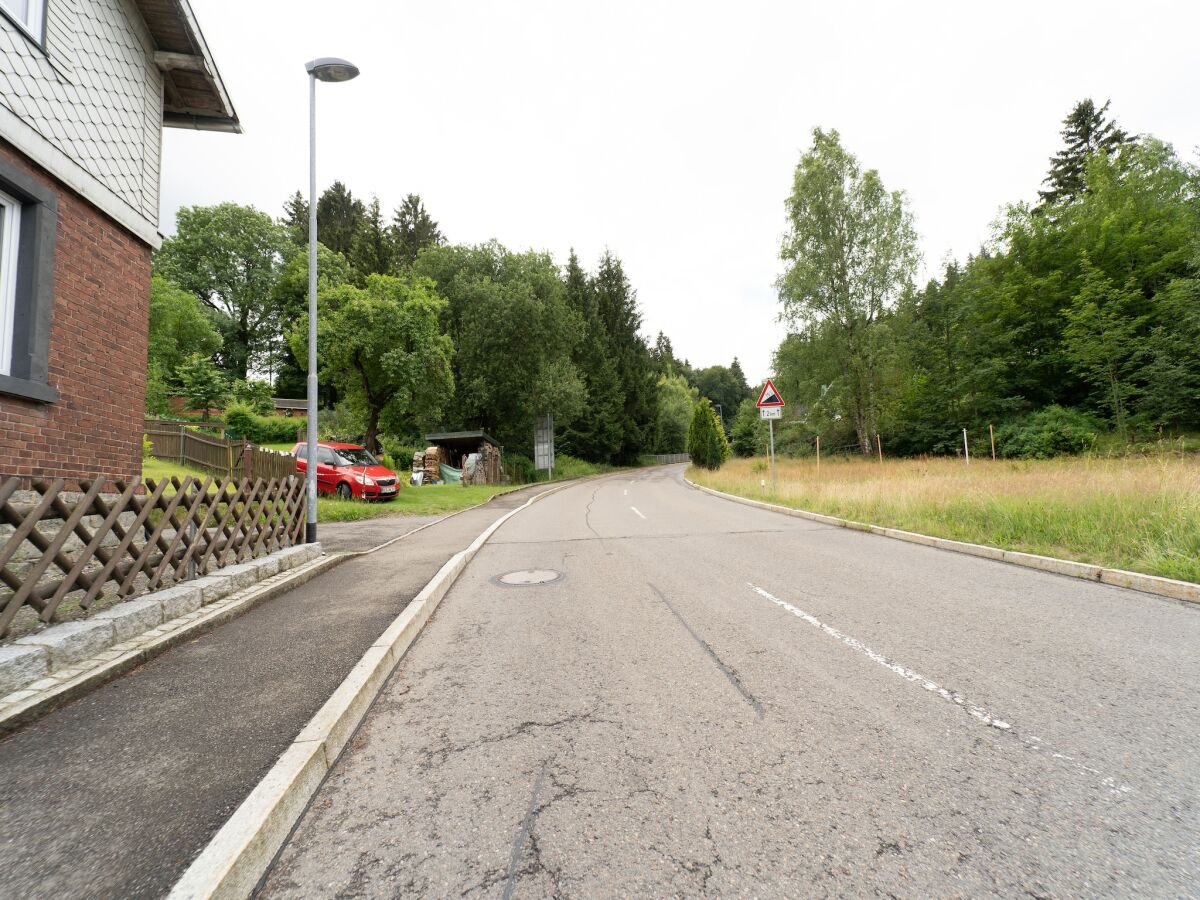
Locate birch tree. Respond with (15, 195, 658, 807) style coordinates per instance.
(777, 128, 918, 454)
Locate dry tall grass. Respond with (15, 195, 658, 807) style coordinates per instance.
(691, 455, 1200, 583)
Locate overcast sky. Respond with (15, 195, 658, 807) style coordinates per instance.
(161, 0, 1200, 383)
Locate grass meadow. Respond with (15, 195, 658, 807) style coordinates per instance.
(690, 455, 1200, 584)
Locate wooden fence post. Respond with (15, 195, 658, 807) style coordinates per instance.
(989, 424, 996, 460)
(816, 435, 820, 478)
(876, 433, 883, 464)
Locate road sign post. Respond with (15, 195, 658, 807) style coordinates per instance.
(756, 379, 785, 493)
(534, 413, 555, 481)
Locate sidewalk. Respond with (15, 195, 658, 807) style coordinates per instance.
(0, 485, 546, 900)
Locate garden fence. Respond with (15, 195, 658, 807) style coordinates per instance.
(144, 419, 296, 481)
(0, 474, 305, 638)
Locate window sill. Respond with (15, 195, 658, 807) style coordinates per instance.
(0, 373, 57, 403)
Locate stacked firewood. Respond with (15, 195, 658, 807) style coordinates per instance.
(478, 442, 501, 484)
(422, 446, 443, 482)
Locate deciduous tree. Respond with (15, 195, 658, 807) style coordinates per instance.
(292, 274, 454, 452)
(778, 128, 917, 454)
(156, 203, 288, 379)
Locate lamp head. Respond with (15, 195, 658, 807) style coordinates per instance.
(305, 57, 360, 83)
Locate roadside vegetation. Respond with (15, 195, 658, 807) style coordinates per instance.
(768, 99, 1200, 460)
(690, 455, 1200, 584)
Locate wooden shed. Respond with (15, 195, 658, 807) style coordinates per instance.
(413, 432, 503, 485)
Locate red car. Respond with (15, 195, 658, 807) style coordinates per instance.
(291, 441, 399, 501)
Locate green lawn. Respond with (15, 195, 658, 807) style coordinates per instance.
(141, 455, 520, 522)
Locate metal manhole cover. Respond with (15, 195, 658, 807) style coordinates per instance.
(495, 569, 563, 586)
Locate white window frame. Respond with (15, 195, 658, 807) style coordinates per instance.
(0, 0, 45, 42)
(0, 187, 21, 376)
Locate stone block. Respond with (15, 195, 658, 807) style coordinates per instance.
(155, 584, 203, 620)
(218, 562, 258, 590)
(191, 575, 234, 605)
(0, 644, 49, 695)
(16, 620, 114, 671)
(92, 598, 162, 642)
(253, 555, 281, 578)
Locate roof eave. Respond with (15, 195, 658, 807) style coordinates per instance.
(136, 0, 241, 132)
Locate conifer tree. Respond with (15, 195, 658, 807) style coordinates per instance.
(392, 194, 444, 267)
(281, 191, 308, 247)
(1037, 99, 1132, 210)
(316, 181, 366, 259)
(593, 252, 656, 463)
(353, 197, 393, 277)
(561, 250, 622, 461)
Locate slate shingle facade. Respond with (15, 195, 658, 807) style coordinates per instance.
(0, 0, 236, 481)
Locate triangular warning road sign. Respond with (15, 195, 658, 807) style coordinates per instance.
(756, 378, 784, 408)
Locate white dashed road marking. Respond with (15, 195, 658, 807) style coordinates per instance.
(630, 506, 646, 520)
(747, 583, 1133, 796)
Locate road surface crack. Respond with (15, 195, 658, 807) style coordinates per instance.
(649, 583, 764, 719)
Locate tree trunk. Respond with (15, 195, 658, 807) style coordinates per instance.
(365, 406, 381, 455)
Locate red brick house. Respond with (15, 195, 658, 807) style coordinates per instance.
(0, 0, 238, 481)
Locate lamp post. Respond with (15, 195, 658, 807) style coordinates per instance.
(304, 57, 359, 544)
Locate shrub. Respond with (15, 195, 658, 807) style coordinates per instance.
(505, 453, 536, 484)
(142, 434, 154, 459)
(995, 406, 1100, 459)
(688, 399, 730, 470)
(225, 403, 305, 445)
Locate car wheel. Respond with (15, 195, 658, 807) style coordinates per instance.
(336, 482, 353, 501)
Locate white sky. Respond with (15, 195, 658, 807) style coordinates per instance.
(161, 0, 1200, 383)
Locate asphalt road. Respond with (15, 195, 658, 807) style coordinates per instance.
(260, 465, 1200, 897)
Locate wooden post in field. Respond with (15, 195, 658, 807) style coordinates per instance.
(989, 424, 996, 460)
(876, 433, 883, 464)
(816, 435, 820, 478)
(963, 428, 970, 464)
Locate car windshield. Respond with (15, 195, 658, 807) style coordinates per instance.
(333, 448, 379, 467)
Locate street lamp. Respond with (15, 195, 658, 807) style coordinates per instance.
(304, 57, 359, 544)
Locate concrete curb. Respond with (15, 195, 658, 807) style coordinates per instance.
(684, 476, 1200, 605)
(0, 551, 349, 737)
(167, 474, 600, 900)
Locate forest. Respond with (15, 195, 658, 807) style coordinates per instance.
(145, 186, 755, 470)
(769, 99, 1200, 459)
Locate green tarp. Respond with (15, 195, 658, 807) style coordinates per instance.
(439, 463, 462, 484)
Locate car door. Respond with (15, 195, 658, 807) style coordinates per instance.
(316, 446, 339, 493)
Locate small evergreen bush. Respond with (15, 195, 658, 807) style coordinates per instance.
(995, 406, 1099, 459)
(688, 399, 730, 470)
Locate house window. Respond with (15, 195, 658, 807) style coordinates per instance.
(0, 0, 46, 41)
(0, 157, 58, 403)
(0, 188, 20, 375)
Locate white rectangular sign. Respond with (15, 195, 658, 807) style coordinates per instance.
(534, 413, 555, 470)
(760, 407, 782, 420)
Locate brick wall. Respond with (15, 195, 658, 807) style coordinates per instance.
(0, 140, 151, 482)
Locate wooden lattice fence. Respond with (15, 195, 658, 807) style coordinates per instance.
(0, 475, 305, 638)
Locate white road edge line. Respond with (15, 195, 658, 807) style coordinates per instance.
(630, 506, 646, 519)
(747, 582, 1133, 797)
(747, 583, 1011, 730)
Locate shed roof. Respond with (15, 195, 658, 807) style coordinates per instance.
(425, 431, 502, 451)
(135, 0, 240, 132)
